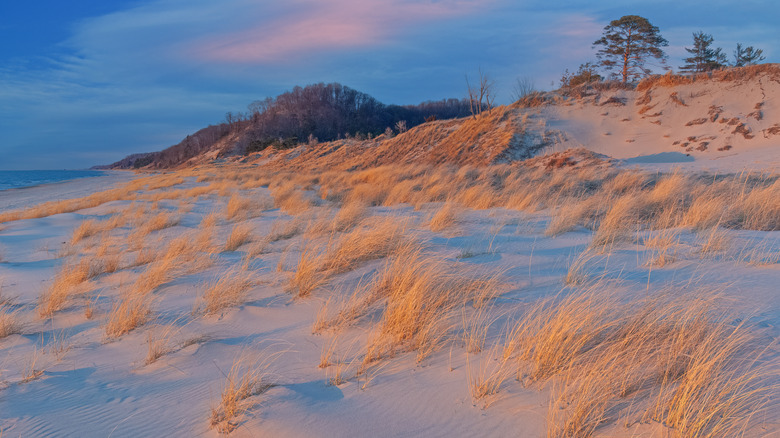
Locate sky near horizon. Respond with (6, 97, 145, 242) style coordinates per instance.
(1, 1, 777, 170)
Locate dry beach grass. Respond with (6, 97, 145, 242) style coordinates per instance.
(0, 161, 777, 436)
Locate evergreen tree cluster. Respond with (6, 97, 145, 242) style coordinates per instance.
(561, 14, 770, 88)
(680, 32, 765, 73)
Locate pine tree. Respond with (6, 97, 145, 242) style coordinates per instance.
(733, 43, 765, 67)
(593, 15, 668, 83)
(680, 32, 727, 73)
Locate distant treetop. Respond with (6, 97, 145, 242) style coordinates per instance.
(679, 32, 727, 73)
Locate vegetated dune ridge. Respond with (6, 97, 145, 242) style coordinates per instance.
(142, 64, 780, 172)
(0, 66, 778, 438)
(259, 64, 780, 172)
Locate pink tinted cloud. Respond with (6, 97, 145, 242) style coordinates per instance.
(193, 0, 481, 63)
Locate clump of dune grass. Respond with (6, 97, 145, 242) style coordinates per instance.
(133, 247, 158, 267)
(196, 269, 255, 315)
(642, 228, 681, 267)
(144, 322, 180, 365)
(564, 248, 602, 286)
(70, 219, 103, 244)
(333, 200, 368, 232)
(224, 223, 253, 251)
(268, 218, 302, 241)
(344, 183, 389, 207)
(499, 285, 776, 438)
(697, 226, 731, 258)
(322, 245, 502, 366)
(544, 196, 604, 237)
(140, 211, 180, 235)
(428, 201, 460, 232)
(467, 343, 513, 407)
(210, 348, 281, 434)
(590, 194, 643, 249)
(271, 182, 316, 214)
(319, 217, 413, 274)
(226, 193, 269, 221)
(132, 232, 214, 295)
(286, 244, 328, 299)
(133, 258, 178, 295)
(38, 259, 93, 317)
(21, 346, 46, 383)
(200, 211, 221, 228)
(0, 304, 22, 338)
(648, 321, 775, 437)
(104, 291, 153, 338)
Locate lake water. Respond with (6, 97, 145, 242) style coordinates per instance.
(0, 170, 107, 192)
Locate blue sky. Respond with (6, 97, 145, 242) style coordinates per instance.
(1, 0, 777, 169)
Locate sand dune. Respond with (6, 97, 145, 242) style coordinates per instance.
(0, 163, 777, 437)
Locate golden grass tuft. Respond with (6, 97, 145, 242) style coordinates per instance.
(144, 322, 186, 365)
(210, 349, 279, 434)
(0, 304, 22, 338)
(500, 285, 776, 437)
(286, 244, 328, 299)
(226, 193, 270, 221)
(319, 217, 413, 274)
(133, 258, 177, 295)
(332, 199, 368, 232)
(224, 223, 253, 251)
(200, 211, 221, 228)
(428, 201, 460, 232)
(196, 269, 255, 315)
(104, 291, 153, 338)
(344, 183, 388, 206)
(642, 228, 680, 267)
(268, 218, 302, 241)
(70, 219, 103, 244)
(133, 232, 214, 295)
(590, 193, 643, 249)
(21, 346, 46, 383)
(467, 343, 513, 406)
(318, 244, 501, 366)
(271, 183, 316, 214)
(140, 211, 180, 235)
(38, 259, 93, 317)
(373, 249, 497, 363)
(134, 247, 158, 267)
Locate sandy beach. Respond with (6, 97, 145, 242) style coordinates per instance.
(0, 171, 137, 214)
(0, 165, 777, 437)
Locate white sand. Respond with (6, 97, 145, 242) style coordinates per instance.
(0, 172, 778, 437)
(535, 73, 780, 172)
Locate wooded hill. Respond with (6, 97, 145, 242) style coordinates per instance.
(104, 83, 472, 169)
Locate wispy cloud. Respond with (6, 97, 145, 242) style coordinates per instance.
(191, 0, 480, 63)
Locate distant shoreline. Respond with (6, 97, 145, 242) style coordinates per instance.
(0, 169, 129, 192)
(0, 170, 137, 214)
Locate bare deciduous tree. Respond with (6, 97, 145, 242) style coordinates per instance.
(512, 76, 535, 101)
(466, 69, 495, 119)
